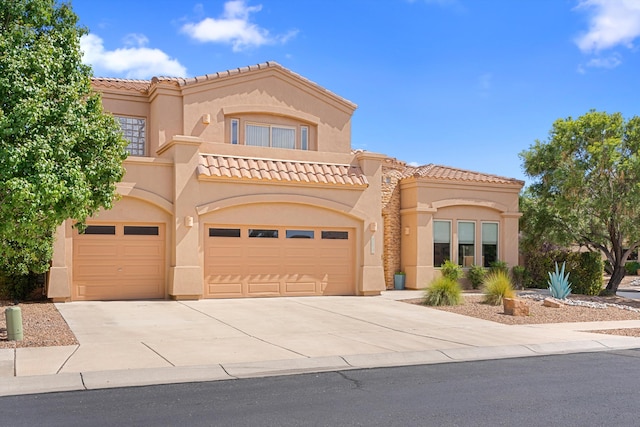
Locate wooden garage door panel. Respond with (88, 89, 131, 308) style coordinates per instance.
(75, 263, 119, 280)
(204, 226, 354, 298)
(75, 242, 118, 258)
(285, 281, 317, 293)
(73, 224, 165, 301)
(121, 242, 163, 257)
(120, 263, 163, 278)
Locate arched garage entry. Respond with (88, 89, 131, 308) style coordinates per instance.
(71, 196, 171, 301)
(200, 201, 361, 298)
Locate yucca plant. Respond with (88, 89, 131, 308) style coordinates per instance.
(423, 277, 462, 306)
(482, 270, 515, 306)
(548, 262, 572, 299)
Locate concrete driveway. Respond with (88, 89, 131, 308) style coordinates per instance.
(3, 291, 640, 396)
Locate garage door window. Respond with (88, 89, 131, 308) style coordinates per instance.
(82, 225, 116, 235)
(321, 231, 348, 240)
(286, 230, 314, 239)
(209, 228, 241, 237)
(249, 229, 279, 238)
(124, 226, 159, 236)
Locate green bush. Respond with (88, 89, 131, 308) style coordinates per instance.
(525, 249, 603, 294)
(569, 252, 603, 296)
(466, 265, 487, 290)
(424, 277, 462, 306)
(624, 261, 640, 275)
(511, 265, 528, 290)
(440, 259, 463, 281)
(482, 271, 515, 306)
(489, 260, 509, 275)
(0, 271, 42, 301)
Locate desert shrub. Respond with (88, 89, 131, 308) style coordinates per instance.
(440, 260, 463, 281)
(511, 265, 528, 290)
(466, 265, 487, 290)
(489, 260, 509, 275)
(568, 252, 603, 296)
(482, 271, 515, 306)
(424, 277, 462, 306)
(624, 261, 640, 275)
(0, 271, 41, 301)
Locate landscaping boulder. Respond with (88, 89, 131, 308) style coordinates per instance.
(543, 297, 564, 308)
(503, 298, 529, 316)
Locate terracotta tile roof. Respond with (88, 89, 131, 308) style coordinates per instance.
(197, 154, 368, 187)
(90, 62, 356, 108)
(91, 77, 151, 93)
(404, 163, 523, 185)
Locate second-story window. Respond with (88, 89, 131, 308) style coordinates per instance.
(301, 126, 309, 150)
(246, 123, 295, 149)
(116, 116, 146, 156)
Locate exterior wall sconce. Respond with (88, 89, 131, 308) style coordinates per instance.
(404, 227, 410, 235)
(184, 216, 194, 227)
(202, 114, 211, 124)
(369, 222, 378, 232)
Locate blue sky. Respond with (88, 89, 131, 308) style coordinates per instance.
(73, 0, 640, 184)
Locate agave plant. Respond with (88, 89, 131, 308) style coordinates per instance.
(548, 262, 572, 299)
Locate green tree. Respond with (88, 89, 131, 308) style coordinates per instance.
(0, 0, 127, 275)
(520, 110, 640, 294)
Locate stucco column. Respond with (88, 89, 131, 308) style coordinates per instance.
(355, 151, 387, 295)
(47, 222, 71, 301)
(501, 212, 523, 268)
(158, 136, 204, 299)
(401, 207, 437, 289)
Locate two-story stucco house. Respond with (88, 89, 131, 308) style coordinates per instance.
(46, 62, 522, 301)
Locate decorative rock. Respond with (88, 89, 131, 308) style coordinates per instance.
(503, 298, 530, 316)
(543, 297, 564, 308)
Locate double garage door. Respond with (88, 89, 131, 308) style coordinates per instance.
(72, 223, 165, 301)
(204, 225, 355, 298)
(72, 223, 354, 300)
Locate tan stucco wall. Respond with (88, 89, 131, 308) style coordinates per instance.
(399, 178, 522, 289)
(48, 65, 385, 300)
(48, 64, 521, 301)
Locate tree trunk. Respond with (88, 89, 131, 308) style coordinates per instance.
(605, 265, 625, 294)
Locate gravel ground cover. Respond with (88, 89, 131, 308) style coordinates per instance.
(0, 300, 78, 349)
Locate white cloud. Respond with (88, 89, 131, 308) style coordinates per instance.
(181, 0, 297, 51)
(575, 0, 640, 53)
(80, 33, 187, 79)
(587, 53, 623, 68)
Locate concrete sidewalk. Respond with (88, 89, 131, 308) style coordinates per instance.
(2, 290, 640, 397)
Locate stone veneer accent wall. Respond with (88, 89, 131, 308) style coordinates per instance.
(381, 158, 407, 289)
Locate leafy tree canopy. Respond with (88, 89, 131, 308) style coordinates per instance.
(0, 0, 127, 275)
(520, 110, 640, 293)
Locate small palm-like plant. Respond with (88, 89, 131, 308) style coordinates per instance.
(424, 277, 462, 306)
(466, 265, 487, 290)
(548, 262, 572, 299)
(440, 259, 463, 281)
(482, 270, 515, 306)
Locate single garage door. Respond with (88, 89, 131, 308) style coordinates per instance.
(204, 226, 354, 298)
(73, 223, 165, 300)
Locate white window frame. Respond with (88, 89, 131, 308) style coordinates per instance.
(230, 118, 239, 145)
(457, 221, 475, 267)
(245, 123, 296, 149)
(433, 220, 452, 268)
(115, 115, 146, 156)
(301, 126, 309, 150)
(481, 222, 499, 268)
